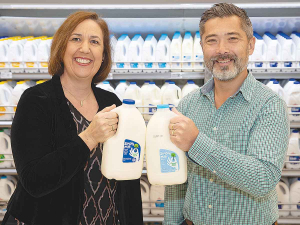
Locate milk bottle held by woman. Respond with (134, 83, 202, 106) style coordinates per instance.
(162, 81, 182, 107)
(156, 34, 171, 73)
(142, 34, 157, 73)
(128, 34, 144, 73)
(286, 130, 300, 169)
(102, 99, 146, 180)
(170, 31, 182, 72)
(146, 104, 187, 185)
(142, 82, 161, 121)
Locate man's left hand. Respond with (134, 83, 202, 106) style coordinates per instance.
(169, 107, 199, 152)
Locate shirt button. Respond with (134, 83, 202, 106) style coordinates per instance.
(213, 127, 218, 131)
(208, 205, 212, 209)
(210, 178, 213, 182)
(213, 170, 216, 173)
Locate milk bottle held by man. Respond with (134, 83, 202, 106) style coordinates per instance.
(114, 34, 131, 73)
(193, 31, 204, 71)
(286, 81, 300, 121)
(276, 32, 296, 72)
(146, 104, 187, 185)
(263, 32, 281, 72)
(102, 99, 146, 180)
(251, 32, 267, 72)
(128, 34, 144, 73)
(291, 32, 300, 71)
(0, 81, 13, 120)
(182, 31, 193, 72)
(290, 178, 300, 217)
(150, 185, 165, 216)
(182, 80, 199, 97)
(142, 82, 161, 121)
(276, 181, 290, 217)
(110, 34, 118, 72)
(0, 129, 12, 168)
(115, 80, 128, 101)
(170, 31, 182, 72)
(162, 81, 182, 107)
(286, 130, 300, 169)
(156, 34, 171, 73)
(142, 34, 157, 73)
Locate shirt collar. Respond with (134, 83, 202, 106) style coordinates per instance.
(200, 71, 256, 102)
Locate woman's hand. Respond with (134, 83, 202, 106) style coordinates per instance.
(79, 104, 119, 150)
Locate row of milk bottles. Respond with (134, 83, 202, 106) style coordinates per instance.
(250, 31, 300, 71)
(102, 100, 187, 186)
(276, 177, 300, 217)
(97, 80, 199, 120)
(0, 36, 53, 73)
(109, 31, 204, 73)
(266, 78, 300, 121)
(0, 80, 47, 120)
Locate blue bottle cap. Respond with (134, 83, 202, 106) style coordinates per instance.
(273, 81, 279, 84)
(294, 81, 300, 84)
(157, 104, 169, 109)
(120, 80, 126, 83)
(289, 78, 296, 81)
(123, 99, 135, 105)
(130, 82, 136, 85)
(169, 81, 175, 84)
(150, 82, 155, 84)
(103, 81, 109, 84)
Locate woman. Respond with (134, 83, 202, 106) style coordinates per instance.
(2, 11, 143, 225)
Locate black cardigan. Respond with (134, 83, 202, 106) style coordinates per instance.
(3, 75, 143, 225)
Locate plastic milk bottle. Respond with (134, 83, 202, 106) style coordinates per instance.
(286, 81, 300, 121)
(110, 34, 118, 72)
(251, 32, 267, 70)
(276, 32, 296, 71)
(291, 32, 300, 70)
(182, 31, 193, 72)
(276, 181, 290, 217)
(0, 38, 11, 72)
(0, 129, 12, 168)
(290, 178, 300, 217)
(128, 34, 144, 73)
(150, 185, 165, 216)
(114, 34, 131, 73)
(142, 82, 161, 121)
(170, 31, 182, 72)
(142, 34, 157, 73)
(140, 179, 151, 216)
(182, 80, 199, 97)
(156, 34, 171, 73)
(162, 81, 182, 107)
(0, 81, 13, 120)
(146, 104, 187, 185)
(193, 31, 204, 71)
(115, 80, 128, 101)
(102, 99, 146, 180)
(286, 130, 300, 169)
(263, 32, 281, 72)
(123, 82, 142, 109)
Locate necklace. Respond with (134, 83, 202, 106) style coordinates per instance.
(62, 85, 92, 107)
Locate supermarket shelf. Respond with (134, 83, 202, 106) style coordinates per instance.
(0, 168, 17, 175)
(282, 169, 300, 177)
(278, 218, 300, 224)
(143, 216, 164, 222)
(290, 122, 300, 129)
(0, 121, 12, 128)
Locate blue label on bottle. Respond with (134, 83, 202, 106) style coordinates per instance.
(278, 204, 282, 209)
(255, 62, 263, 67)
(284, 62, 292, 67)
(148, 104, 156, 114)
(160, 149, 180, 173)
(130, 63, 138, 68)
(172, 56, 180, 61)
(298, 203, 300, 210)
(183, 55, 192, 60)
(158, 63, 167, 68)
(122, 139, 141, 163)
(195, 55, 203, 61)
(144, 63, 153, 68)
(155, 199, 164, 208)
(116, 63, 125, 68)
(270, 62, 278, 67)
(292, 107, 300, 117)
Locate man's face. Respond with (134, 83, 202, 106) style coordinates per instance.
(201, 16, 255, 81)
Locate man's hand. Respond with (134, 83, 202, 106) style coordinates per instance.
(169, 107, 199, 152)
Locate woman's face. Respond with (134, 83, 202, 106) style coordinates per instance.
(63, 19, 104, 81)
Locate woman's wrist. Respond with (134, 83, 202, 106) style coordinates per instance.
(79, 131, 98, 151)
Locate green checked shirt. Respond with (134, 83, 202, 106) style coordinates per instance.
(164, 72, 289, 225)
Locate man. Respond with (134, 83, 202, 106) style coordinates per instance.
(164, 3, 289, 225)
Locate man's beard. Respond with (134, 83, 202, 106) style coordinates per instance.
(204, 52, 249, 81)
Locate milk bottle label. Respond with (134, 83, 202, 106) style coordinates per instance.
(0, 155, 5, 163)
(292, 107, 300, 117)
(298, 203, 300, 209)
(158, 63, 167, 68)
(160, 149, 180, 173)
(122, 139, 141, 163)
(0, 107, 6, 116)
(130, 63, 138, 68)
(116, 63, 125, 68)
(289, 156, 300, 164)
(255, 62, 263, 67)
(270, 62, 278, 67)
(148, 104, 157, 115)
(155, 199, 164, 208)
(284, 62, 292, 67)
(145, 63, 153, 68)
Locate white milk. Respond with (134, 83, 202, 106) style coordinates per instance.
(123, 82, 143, 110)
(276, 181, 290, 217)
(115, 80, 128, 101)
(251, 32, 267, 71)
(102, 99, 146, 180)
(0, 129, 12, 168)
(161, 80, 171, 96)
(24, 38, 41, 73)
(267, 81, 286, 102)
(276, 32, 296, 72)
(142, 82, 161, 121)
(96, 81, 115, 93)
(128, 34, 144, 73)
(110, 34, 118, 72)
(193, 31, 204, 72)
(0, 81, 13, 120)
(290, 178, 300, 217)
(114, 34, 131, 73)
(182, 31, 193, 72)
(149, 185, 165, 216)
(182, 80, 199, 97)
(286, 81, 300, 122)
(0, 176, 15, 201)
(156, 34, 171, 73)
(10, 80, 31, 114)
(286, 130, 300, 169)
(37, 37, 52, 73)
(0, 39, 11, 72)
(140, 81, 150, 116)
(284, 78, 296, 93)
(8, 38, 25, 73)
(291, 32, 300, 71)
(146, 104, 187, 185)
(142, 34, 157, 73)
(140, 180, 151, 216)
(170, 31, 182, 72)
(263, 32, 281, 72)
(162, 81, 182, 107)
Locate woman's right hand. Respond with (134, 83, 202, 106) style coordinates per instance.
(79, 104, 118, 150)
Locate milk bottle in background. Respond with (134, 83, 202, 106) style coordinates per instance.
(115, 80, 128, 101)
(193, 31, 204, 72)
(286, 130, 300, 169)
(140, 179, 151, 216)
(267, 81, 286, 102)
(0, 38, 11, 72)
(150, 185, 165, 216)
(123, 82, 143, 113)
(0, 81, 13, 120)
(170, 31, 182, 72)
(290, 178, 300, 217)
(291, 32, 300, 71)
(160, 80, 171, 96)
(0, 175, 15, 200)
(110, 34, 118, 72)
(182, 31, 193, 72)
(37, 37, 52, 73)
(102, 99, 146, 180)
(143, 82, 161, 121)
(156, 34, 171, 73)
(142, 34, 157, 73)
(146, 104, 187, 185)
(284, 78, 296, 93)
(182, 80, 199, 97)
(0, 129, 12, 168)
(266, 78, 277, 88)
(8, 37, 24, 73)
(10, 81, 31, 113)
(276, 181, 290, 217)
(251, 32, 267, 71)
(162, 82, 182, 107)
(128, 34, 144, 73)
(96, 81, 115, 93)
(114, 34, 131, 73)
(263, 32, 281, 72)
(286, 81, 300, 121)
(276, 32, 296, 72)
(24, 37, 42, 73)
